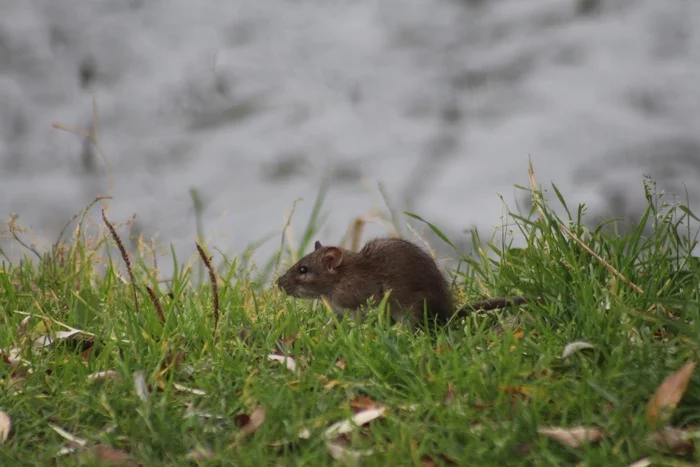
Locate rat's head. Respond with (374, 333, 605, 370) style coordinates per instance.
(276, 240, 344, 299)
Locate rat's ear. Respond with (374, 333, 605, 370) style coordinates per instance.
(314, 240, 323, 251)
(322, 247, 343, 270)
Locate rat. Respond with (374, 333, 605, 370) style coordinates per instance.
(276, 237, 533, 327)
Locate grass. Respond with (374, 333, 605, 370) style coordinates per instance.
(1, 171, 700, 466)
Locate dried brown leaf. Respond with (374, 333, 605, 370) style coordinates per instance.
(335, 358, 346, 370)
(537, 425, 603, 448)
(89, 444, 137, 466)
(324, 406, 386, 439)
(267, 354, 297, 373)
(238, 406, 266, 438)
(652, 329, 673, 342)
(280, 333, 299, 347)
(56, 441, 84, 457)
(1, 348, 29, 368)
(647, 426, 695, 455)
(350, 395, 379, 412)
(238, 327, 252, 343)
(647, 361, 696, 426)
(472, 398, 492, 410)
(444, 382, 456, 405)
(324, 380, 342, 390)
(17, 316, 31, 339)
(0, 410, 11, 443)
(33, 329, 91, 350)
(433, 345, 452, 355)
(233, 413, 250, 427)
(498, 385, 534, 400)
(79, 346, 96, 360)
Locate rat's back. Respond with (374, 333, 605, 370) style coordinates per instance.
(359, 238, 453, 323)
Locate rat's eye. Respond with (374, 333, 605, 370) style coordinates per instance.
(298, 265, 308, 274)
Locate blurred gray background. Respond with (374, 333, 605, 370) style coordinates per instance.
(1, 0, 698, 270)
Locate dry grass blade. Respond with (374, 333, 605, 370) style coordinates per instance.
(7, 213, 42, 260)
(145, 286, 165, 323)
(528, 157, 642, 294)
(196, 242, 220, 334)
(55, 195, 113, 246)
(647, 361, 696, 427)
(276, 197, 302, 273)
(0, 410, 11, 443)
(562, 341, 595, 359)
(377, 180, 402, 238)
(558, 222, 644, 294)
(537, 426, 603, 448)
(527, 156, 547, 222)
(133, 371, 150, 402)
(102, 209, 139, 314)
(53, 97, 115, 194)
(172, 383, 206, 396)
(87, 370, 119, 383)
(49, 423, 87, 447)
(350, 217, 366, 252)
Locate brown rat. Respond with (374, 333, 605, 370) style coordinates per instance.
(276, 237, 533, 327)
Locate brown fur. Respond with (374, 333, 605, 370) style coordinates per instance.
(276, 237, 533, 327)
(277, 237, 450, 325)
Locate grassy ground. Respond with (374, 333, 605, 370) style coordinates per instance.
(1, 174, 699, 466)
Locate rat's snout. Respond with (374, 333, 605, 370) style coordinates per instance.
(276, 275, 290, 294)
